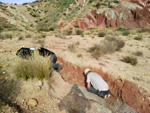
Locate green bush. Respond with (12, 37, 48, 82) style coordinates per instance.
(134, 51, 143, 57)
(134, 35, 143, 41)
(14, 55, 52, 80)
(95, 2, 101, 8)
(76, 29, 84, 35)
(122, 30, 130, 36)
(98, 32, 106, 37)
(138, 27, 150, 33)
(123, 56, 138, 66)
(116, 27, 128, 32)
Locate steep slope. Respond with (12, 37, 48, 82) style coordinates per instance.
(0, 0, 150, 33)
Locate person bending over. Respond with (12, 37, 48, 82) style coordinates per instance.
(84, 68, 110, 98)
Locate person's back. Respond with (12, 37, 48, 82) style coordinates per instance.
(16, 47, 31, 58)
(84, 68, 110, 98)
(87, 72, 108, 91)
(38, 47, 57, 64)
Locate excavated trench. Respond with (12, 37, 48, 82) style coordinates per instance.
(58, 57, 150, 113)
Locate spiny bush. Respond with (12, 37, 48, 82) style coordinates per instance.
(98, 32, 106, 37)
(0, 17, 17, 32)
(123, 56, 138, 66)
(116, 27, 130, 36)
(134, 51, 143, 57)
(89, 37, 125, 59)
(105, 37, 125, 50)
(68, 44, 76, 53)
(62, 28, 73, 35)
(14, 54, 52, 80)
(134, 35, 143, 41)
(0, 33, 13, 40)
(122, 30, 130, 36)
(75, 29, 84, 35)
(138, 27, 150, 33)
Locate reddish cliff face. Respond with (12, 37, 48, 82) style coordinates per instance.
(69, 2, 150, 29)
(58, 57, 150, 113)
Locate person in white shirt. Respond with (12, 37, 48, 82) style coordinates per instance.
(84, 68, 110, 98)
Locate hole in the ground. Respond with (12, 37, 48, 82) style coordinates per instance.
(58, 57, 150, 113)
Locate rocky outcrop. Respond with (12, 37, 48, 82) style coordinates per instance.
(49, 71, 112, 113)
(69, 2, 150, 29)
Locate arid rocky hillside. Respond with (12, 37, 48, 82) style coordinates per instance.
(0, 0, 150, 33)
(0, 0, 150, 113)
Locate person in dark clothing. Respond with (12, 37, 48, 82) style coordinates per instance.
(37, 47, 57, 64)
(16, 47, 62, 72)
(16, 47, 32, 58)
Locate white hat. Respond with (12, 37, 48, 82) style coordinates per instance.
(84, 68, 91, 75)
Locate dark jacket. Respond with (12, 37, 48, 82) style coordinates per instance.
(16, 47, 31, 58)
(38, 47, 57, 64)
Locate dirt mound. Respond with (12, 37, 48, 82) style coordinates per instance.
(69, 2, 150, 29)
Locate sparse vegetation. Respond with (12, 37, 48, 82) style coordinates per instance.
(134, 51, 143, 57)
(134, 35, 143, 41)
(55, 33, 66, 39)
(62, 28, 73, 35)
(0, 17, 17, 32)
(67, 42, 79, 53)
(89, 37, 125, 59)
(14, 54, 52, 80)
(0, 33, 13, 40)
(138, 27, 150, 33)
(77, 54, 82, 57)
(98, 32, 106, 37)
(123, 56, 138, 66)
(122, 30, 130, 36)
(75, 29, 84, 35)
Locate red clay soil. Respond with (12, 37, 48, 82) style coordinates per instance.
(69, 4, 150, 29)
(58, 57, 150, 113)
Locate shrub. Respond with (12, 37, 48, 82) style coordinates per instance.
(95, 2, 101, 8)
(89, 37, 125, 58)
(0, 33, 13, 40)
(18, 36, 24, 40)
(116, 27, 128, 32)
(68, 44, 76, 52)
(134, 51, 143, 57)
(14, 54, 52, 80)
(122, 30, 130, 36)
(105, 37, 125, 50)
(134, 35, 143, 41)
(62, 28, 73, 35)
(138, 27, 150, 33)
(55, 33, 66, 39)
(25, 33, 31, 38)
(123, 56, 138, 66)
(98, 32, 106, 37)
(75, 29, 84, 35)
(77, 54, 82, 57)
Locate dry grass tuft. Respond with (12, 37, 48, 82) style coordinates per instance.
(89, 37, 125, 59)
(122, 56, 138, 66)
(14, 54, 52, 80)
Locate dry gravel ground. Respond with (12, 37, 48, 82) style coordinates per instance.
(0, 32, 150, 112)
(0, 33, 150, 91)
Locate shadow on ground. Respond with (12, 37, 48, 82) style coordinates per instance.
(58, 87, 91, 113)
(0, 67, 22, 112)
